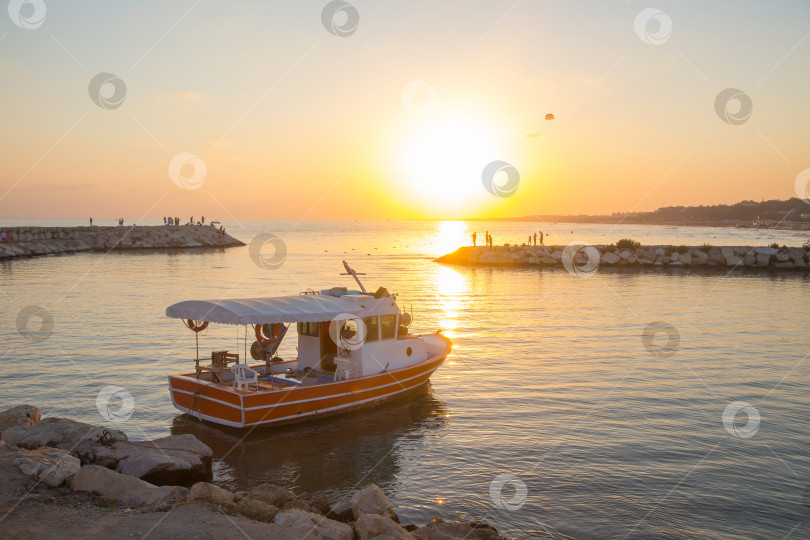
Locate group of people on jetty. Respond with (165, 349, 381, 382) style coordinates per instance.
(472, 230, 546, 247)
(84, 216, 220, 228)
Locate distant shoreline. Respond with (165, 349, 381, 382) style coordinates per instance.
(460, 217, 810, 232)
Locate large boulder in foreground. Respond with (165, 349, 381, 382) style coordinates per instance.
(69, 464, 187, 507)
(356, 513, 415, 539)
(1, 417, 126, 451)
(351, 484, 399, 523)
(93, 434, 213, 486)
(13, 446, 81, 487)
(273, 509, 353, 540)
(0, 405, 41, 435)
(412, 518, 504, 540)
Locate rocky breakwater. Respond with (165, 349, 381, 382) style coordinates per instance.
(0, 404, 561, 539)
(436, 244, 810, 272)
(0, 225, 244, 261)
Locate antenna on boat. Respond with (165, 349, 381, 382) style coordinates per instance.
(341, 260, 367, 293)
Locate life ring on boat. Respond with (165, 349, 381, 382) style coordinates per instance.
(186, 320, 209, 333)
(255, 323, 282, 345)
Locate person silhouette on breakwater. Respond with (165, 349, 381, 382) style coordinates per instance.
(539, 231, 544, 245)
(533, 233, 537, 246)
(472, 232, 477, 246)
(89, 217, 93, 226)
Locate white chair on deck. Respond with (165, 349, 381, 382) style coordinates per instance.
(333, 357, 357, 381)
(231, 363, 259, 391)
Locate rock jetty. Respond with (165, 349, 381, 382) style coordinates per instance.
(0, 404, 547, 539)
(436, 244, 810, 272)
(0, 225, 244, 261)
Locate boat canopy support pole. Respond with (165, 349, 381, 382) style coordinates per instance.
(341, 260, 367, 293)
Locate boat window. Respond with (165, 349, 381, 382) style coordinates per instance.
(380, 314, 397, 340)
(297, 321, 319, 337)
(363, 316, 379, 342)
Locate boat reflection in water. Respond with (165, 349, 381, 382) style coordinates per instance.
(171, 385, 448, 500)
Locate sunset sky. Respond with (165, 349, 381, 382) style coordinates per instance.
(1, 1, 809, 221)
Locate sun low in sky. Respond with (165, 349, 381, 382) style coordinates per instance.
(1, 1, 809, 221)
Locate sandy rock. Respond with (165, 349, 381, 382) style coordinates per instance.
(356, 513, 415, 540)
(189, 482, 238, 510)
(795, 258, 808, 268)
(776, 251, 790, 262)
(70, 464, 159, 506)
(679, 253, 692, 264)
(351, 485, 399, 523)
(788, 248, 804, 261)
(720, 247, 735, 260)
(756, 253, 772, 266)
(93, 433, 212, 486)
(725, 255, 742, 266)
(237, 496, 280, 522)
(743, 255, 756, 266)
(13, 446, 81, 487)
(311, 495, 332, 516)
(618, 250, 633, 260)
(0, 405, 41, 434)
(249, 483, 295, 507)
(670, 252, 680, 262)
(755, 247, 778, 255)
(1, 417, 127, 450)
(274, 509, 353, 540)
(600, 252, 620, 265)
(412, 518, 504, 540)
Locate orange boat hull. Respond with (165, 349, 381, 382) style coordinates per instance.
(168, 353, 447, 428)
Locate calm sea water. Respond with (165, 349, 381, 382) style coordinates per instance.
(2, 219, 809, 539)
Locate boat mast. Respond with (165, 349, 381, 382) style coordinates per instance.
(341, 260, 367, 293)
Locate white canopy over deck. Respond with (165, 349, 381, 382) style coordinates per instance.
(165, 294, 364, 325)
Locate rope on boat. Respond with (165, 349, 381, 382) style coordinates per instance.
(190, 388, 204, 422)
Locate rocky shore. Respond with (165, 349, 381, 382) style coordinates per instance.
(436, 244, 810, 272)
(0, 405, 537, 540)
(0, 225, 244, 261)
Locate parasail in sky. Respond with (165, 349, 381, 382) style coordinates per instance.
(545, 113, 555, 120)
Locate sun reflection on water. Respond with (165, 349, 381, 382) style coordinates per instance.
(435, 264, 468, 338)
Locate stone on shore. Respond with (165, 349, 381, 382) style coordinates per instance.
(188, 481, 239, 511)
(600, 252, 620, 265)
(249, 483, 296, 508)
(0, 405, 41, 435)
(10, 446, 81, 487)
(412, 518, 505, 540)
(69, 464, 181, 507)
(237, 497, 280, 522)
(1, 417, 127, 451)
(93, 433, 213, 486)
(273, 509, 354, 540)
(351, 484, 400, 523)
(356, 513, 415, 539)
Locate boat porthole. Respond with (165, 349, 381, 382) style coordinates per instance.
(406, 347, 412, 356)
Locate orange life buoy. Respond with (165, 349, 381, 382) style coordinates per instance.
(186, 320, 209, 333)
(255, 323, 282, 345)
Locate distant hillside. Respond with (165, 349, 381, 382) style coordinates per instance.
(479, 198, 810, 228)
